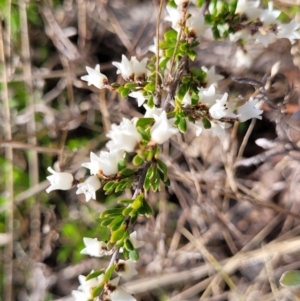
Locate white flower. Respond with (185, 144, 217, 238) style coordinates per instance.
(254, 29, 276, 47)
(82, 150, 123, 176)
(191, 120, 204, 136)
(235, 0, 262, 21)
(165, 5, 182, 30)
(182, 91, 192, 107)
(175, 0, 188, 5)
(115, 259, 138, 279)
(106, 118, 142, 152)
(81, 64, 108, 89)
(112, 55, 133, 81)
(260, 2, 280, 25)
(76, 176, 101, 202)
(237, 98, 263, 122)
(112, 55, 148, 82)
(131, 57, 148, 82)
(144, 105, 163, 118)
(46, 167, 73, 193)
(186, 15, 209, 37)
(129, 231, 144, 249)
(198, 85, 223, 108)
(209, 93, 237, 120)
(106, 278, 136, 301)
(129, 91, 147, 107)
(81, 237, 108, 257)
(202, 66, 224, 87)
(229, 29, 251, 43)
(210, 121, 230, 137)
(72, 272, 104, 301)
(151, 111, 179, 144)
(72, 289, 90, 301)
(277, 20, 300, 44)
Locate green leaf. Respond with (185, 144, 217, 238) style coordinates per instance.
(280, 270, 300, 287)
(165, 47, 175, 58)
(100, 208, 123, 218)
(110, 227, 126, 243)
(157, 159, 168, 181)
(103, 265, 116, 282)
(133, 154, 144, 166)
(144, 82, 155, 92)
(177, 83, 189, 100)
(137, 126, 151, 141)
(187, 50, 197, 61)
(136, 118, 154, 128)
(202, 118, 211, 129)
(123, 246, 130, 259)
(92, 284, 104, 298)
(118, 199, 133, 205)
(164, 29, 177, 41)
(124, 239, 134, 251)
(118, 160, 126, 171)
(178, 117, 187, 133)
(129, 249, 139, 261)
(142, 200, 153, 217)
(86, 270, 105, 281)
(159, 57, 170, 69)
(144, 176, 151, 191)
(103, 181, 116, 192)
(124, 82, 137, 89)
(108, 216, 124, 229)
(146, 165, 155, 180)
(147, 95, 155, 108)
(131, 194, 144, 210)
(119, 168, 136, 176)
(122, 206, 133, 216)
(100, 216, 116, 227)
(121, 88, 130, 98)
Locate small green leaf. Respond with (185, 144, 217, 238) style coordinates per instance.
(100, 216, 116, 227)
(142, 200, 153, 217)
(86, 270, 105, 281)
(118, 199, 133, 205)
(202, 118, 211, 129)
(110, 227, 126, 243)
(129, 249, 139, 261)
(124, 82, 137, 89)
(108, 216, 124, 230)
(178, 117, 187, 133)
(164, 29, 177, 41)
(121, 88, 130, 98)
(187, 50, 197, 61)
(92, 284, 104, 298)
(119, 168, 136, 176)
(122, 206, 133, 216)
(131, 194, 144, 210)
(103, 181, 115, 191)
(159, 57, 170, 69)
(157, 159, 168, 181)
(123, 246, 130, 259)
(280, 270, 300, 287)
(177, 83, 189, 100)
(118, 160, 126, 171)
(144, 82, 155, 92)
(136, 118, 154, 128)
(133, 154, 144, 166)
(103, 265, 116, 282)
(100, 208, 123, 218)
(165, 47, 175, 58)
(124, 239, 134, 251)
(137, 127, 151, 141)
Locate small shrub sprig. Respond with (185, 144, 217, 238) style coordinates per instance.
(45, 1, 300, 300)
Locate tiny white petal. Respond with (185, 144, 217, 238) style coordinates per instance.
(81, 64, 108, 89)
(81, 237, 108, 257)
(112, 55, 133, 80)
(209, 93, 237, 120)
(237, 98, 263, 122)
(182, 91, 192, 107)
(129, 231, 144, 249)
(116, 259, 138, 279)
(202, 66, 224, 87)
(151, 111, 179, 144)
(129, 91, 147, 107)
(76, 176, 101, 202)
(46, 166, 73, 193)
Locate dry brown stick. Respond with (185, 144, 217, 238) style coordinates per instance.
(0, 16, 14, 301)
(19, 0, 41, 262)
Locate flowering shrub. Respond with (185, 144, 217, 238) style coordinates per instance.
(45, 1, 300, 300)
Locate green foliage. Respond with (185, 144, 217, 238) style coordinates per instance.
(280, 270, 300, 287)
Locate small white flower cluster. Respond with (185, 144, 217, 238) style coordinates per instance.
(231, 0, 300, 47)
(72, 232, 143, 301)
(165, 5, 210, 38)
(180, 67, 263, 137)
